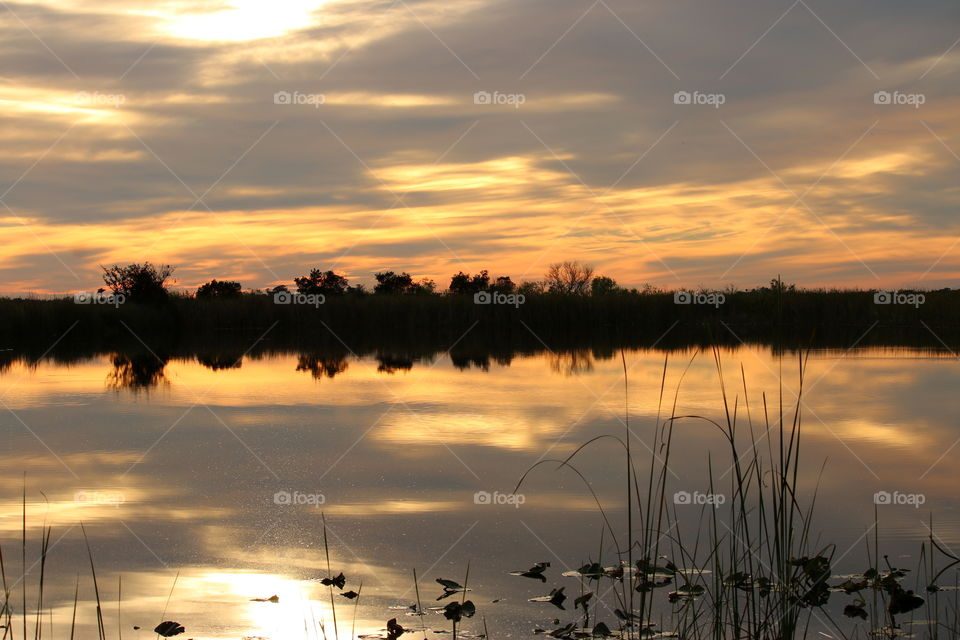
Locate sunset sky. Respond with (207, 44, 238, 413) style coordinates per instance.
(1, 0, 958, 293)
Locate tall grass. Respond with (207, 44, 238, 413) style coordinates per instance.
(517, 347, 953, 640)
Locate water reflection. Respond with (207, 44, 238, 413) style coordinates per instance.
(0, 345, 958, 639)
(197, 352, 244, 371)
(375, 352, 417, 374)
(106, 352, 169, 391)
(296, 353, 350, 380)
(547, 349, 595, 376)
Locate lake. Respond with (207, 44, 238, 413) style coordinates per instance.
(1, 344, 957, 639)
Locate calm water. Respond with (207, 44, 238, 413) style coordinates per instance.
(1, 345, 958, 639)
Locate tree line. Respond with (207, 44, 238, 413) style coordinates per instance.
(94, 260, 636, 302)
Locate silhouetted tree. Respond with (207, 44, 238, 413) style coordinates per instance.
(196, 279, 241, 299)
(449, 270, 490, 295)
(295, 269, 349, 295)
(545, 261, 594, 295)
(374, 271, 435, 295)
(490, 276, 516, 294)
(101, 262, 174, 302)
(518, 280, 546, 296)
(591, 275, 620, 296)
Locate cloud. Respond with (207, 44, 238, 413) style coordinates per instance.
(1, 0, 959, 293)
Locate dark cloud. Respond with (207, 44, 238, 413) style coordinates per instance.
(1, 0, 959, 291)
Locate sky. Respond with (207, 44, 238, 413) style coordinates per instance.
(0, 0, 958, 293)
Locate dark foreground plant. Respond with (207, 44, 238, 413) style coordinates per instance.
(515, 348, 957, 640)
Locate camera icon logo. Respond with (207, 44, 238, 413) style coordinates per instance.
(873, 91, 891, 105)
(474, 291, 492, 304)
(274, 91, 292, 105)
(873, 291, 892, 304)
(874, 491, 892, 505)
(473, 491, 492, 504)
(473, 91, 492, 105)
(673, 91, 692, 105)
(673, 291, 692, 304)
(274, 291, 292, 304)
(73, 291, 92, 304)
(273, 490, 292, 505)
(673, 491, 692, 504)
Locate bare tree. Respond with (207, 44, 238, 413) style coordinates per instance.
(544, 261, 595, 295)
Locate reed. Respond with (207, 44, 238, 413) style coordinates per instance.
(517, 347, 956, 640)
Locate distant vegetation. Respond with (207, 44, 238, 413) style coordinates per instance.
(1, 261, 957, 357)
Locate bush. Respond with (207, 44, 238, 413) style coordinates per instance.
(101, 262, 175, 302)
(196, 280, 242, 299)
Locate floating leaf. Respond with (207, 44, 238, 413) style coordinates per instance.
(342, 590, 360, 599)
(249, 594, 279, 603)
(834, 579, 868, 594)
(321, 573, 347, 589)
(790, 556, 831, 582)
(636, 575, 672, 593)
(535, 622, 575, 639)
(574, 593, 593, 610)
(387, 618, 407, 640)
(636, 558, 677, 577)
(436, 578, 463, 590)
(723, 572, 753, 589)
(154, 621, 185, 637)
(442, 600, 476, 622)
(844, 604, 868, 620)
(889, 589, 924, 615)
(529, 587, 567, 610)
(591, 622, 613, 637)
(510, 562, 550, 582)
(577, 563, 604, 579)
(397, 605, 425, 616)
(667, 584, 704, 603)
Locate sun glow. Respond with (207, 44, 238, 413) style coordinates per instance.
(162, 0, 335, 42)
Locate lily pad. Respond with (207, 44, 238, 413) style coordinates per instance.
(154, 621, 185, 637)
(529, 587, 567, 610)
